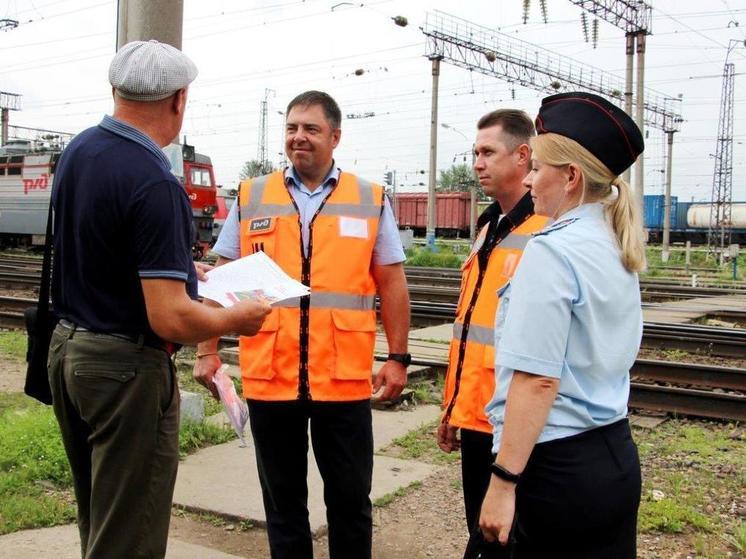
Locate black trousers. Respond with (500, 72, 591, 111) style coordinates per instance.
(460, 428, 495, 533)
(510, 419, 641, 559)
(247, 399, 374, 559)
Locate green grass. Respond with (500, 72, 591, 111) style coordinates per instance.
(0, 390, 237, 535)
(178, 420, 236, 458)
(0, 395, 75, 534)
(379, 420, 459, 466)
(373, 480, 422, 507)
(644, 245, 745, 281)
(405, 246, 463, 268)
(0, 330, 28, 362)
(634, 420, 745, 553)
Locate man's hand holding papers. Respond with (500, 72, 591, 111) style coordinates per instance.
(198, 252, 310, 307)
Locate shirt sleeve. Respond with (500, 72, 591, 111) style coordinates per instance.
(212, 200, 241, 261)
(496, 236, 578, 378)
(372, 196, 406, 265)
(131, 179, 194, 282)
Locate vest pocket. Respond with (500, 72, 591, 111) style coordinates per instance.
(330, 309, 376, 380)
(243, 310, 279, 380)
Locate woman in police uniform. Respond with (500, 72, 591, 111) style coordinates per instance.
(478, 92, 646, 558)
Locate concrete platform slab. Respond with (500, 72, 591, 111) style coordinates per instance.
(0, 524, 243, 559)
(173, 405, 441, 534)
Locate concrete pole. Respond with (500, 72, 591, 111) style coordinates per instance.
(661, 130, 674, 262)
(117, 0, 184, 50)
(623, 33, 634, 186)
(0, 108, 8, 146)
(634, 32, 646, 220)
(426, 56, 443, 250)
(469, 147, 477, 240)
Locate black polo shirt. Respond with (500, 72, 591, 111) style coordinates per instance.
(51, 115, 197, 337)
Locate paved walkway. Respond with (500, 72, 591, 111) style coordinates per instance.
(0, 399, 442, 558)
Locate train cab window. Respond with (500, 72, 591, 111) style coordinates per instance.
(51, 153, 61, 174)
(190, 168, 212, 187)
(7, 156, 23, 176)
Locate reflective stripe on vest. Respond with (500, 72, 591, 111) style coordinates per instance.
(274, 292, 376, 310)
(241, 174, 381, 219)
(452, 322, 494, 347)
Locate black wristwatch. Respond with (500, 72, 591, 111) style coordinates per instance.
(387, 353, 412, 367)
(489, 462, 521, 484)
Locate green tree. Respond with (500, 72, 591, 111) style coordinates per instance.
(437, 163, 475, 192)
(239, 159, 275, 179)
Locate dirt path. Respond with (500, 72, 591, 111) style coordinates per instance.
(0, 356, 26, 393)
(169, 462, 469, 559)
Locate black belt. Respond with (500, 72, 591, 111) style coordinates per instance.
(58, 319, 176, 355)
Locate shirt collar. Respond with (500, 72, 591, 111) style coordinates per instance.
(98, 115, 171, 169)
(556, 202, 605, 222)
(284, 161, 340, 192)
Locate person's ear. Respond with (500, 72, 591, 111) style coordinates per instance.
(173, 88, 188, 116)
(515, 143, 530, 166)
(565, 163, 582, 194)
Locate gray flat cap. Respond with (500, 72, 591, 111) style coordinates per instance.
(109, 40, 198, 102)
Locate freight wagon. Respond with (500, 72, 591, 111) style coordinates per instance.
(394, 192, 472, 237)
(644, 194, 746, 245)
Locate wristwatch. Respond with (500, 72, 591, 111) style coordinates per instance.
(387, 353, 412, 367)
(489, 462, 521, 484)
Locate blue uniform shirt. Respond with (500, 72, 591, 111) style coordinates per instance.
(51, 115, 197, 335)
(485, 202, 642, 452)
(213, 164, 405, 264)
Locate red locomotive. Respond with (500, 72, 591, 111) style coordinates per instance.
(0, 140, 217, 257)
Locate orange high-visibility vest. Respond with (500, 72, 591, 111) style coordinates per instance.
(441, 209, 549, 433)
(237, 170, 383, 401)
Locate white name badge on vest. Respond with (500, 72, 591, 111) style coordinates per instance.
(339, 216, 368, 239)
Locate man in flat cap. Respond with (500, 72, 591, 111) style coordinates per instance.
(48, 40, 270, 558)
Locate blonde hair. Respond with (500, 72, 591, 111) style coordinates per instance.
(531, 133, 646, 272)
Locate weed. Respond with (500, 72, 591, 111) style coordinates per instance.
(381, 421, 459, 465)
(0, 330, 28, 362)
(178, 420, 236, 458)
(638, 497, 711, 533)
(373, 480, 422, 508)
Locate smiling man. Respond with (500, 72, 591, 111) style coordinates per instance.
(194, 90, 410, 559)
(436, 109, 549, 552)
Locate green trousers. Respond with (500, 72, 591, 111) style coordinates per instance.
(48, 324, 180, 559)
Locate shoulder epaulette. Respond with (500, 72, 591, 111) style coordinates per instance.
(532, 217, 580, 237)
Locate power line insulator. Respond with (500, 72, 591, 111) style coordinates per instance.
(592, 18, 599, 49)
(581, 12, 589, 43)
(539, 0, 548, 24)
(522, 0, 530, 24)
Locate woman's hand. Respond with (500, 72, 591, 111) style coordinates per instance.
(479, 475, 516, 546)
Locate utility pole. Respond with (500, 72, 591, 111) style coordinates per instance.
(258, 89, 275, 172)
(661, 96, 683, 262)
(0, 92, 22, 146)
(426, 55, 443, 250)
(568, 1, 652, 214)
(707, 40, 743, 254)
(117, 0, 183, 49)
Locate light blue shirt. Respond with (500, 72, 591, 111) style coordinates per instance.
(486, 202, 642, 452)
(213, 164, 405, 264)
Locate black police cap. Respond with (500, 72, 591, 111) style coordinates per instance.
(535, 92, 644, 176)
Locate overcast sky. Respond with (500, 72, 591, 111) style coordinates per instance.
(2, 0, 746, 203)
